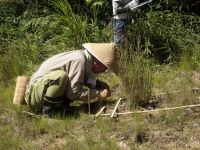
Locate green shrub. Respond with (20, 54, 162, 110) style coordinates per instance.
(118, 44, 153, 108)
(50, 0, 111, 48)
(127, 8, 200, 63)
(191, 45, 200, 69)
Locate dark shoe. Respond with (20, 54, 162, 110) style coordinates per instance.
(42, 106, 56, 118)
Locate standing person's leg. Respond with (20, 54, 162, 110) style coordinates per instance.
(112, 19, 127, 45)
(25, 70, 68, 113)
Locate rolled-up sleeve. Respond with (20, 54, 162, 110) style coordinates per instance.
(65, 59, 99, 101)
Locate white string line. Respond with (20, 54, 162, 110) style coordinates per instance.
(88, 88, 91, 115)
(100, 103, 200, 116)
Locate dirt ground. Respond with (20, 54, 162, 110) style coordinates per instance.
(1, 95, 200, 150)
(0, 72, 200, 149)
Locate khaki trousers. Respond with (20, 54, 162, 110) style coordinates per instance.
(25, 70, 68, 112)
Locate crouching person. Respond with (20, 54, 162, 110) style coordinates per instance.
(25, 43, 118, 115)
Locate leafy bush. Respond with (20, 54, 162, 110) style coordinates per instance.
(1, 0, 200, 109)
(127, 9, 200, 63)
(50, 0, 111, 48)
(191, 45, 200, 69)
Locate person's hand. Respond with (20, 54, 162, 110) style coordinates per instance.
(96, 80, 111, 93)
(100, 82, 111, 93)
(116, 7, 128, 13)
(116, 7, 123, 13)
(97, 89, 111, 100)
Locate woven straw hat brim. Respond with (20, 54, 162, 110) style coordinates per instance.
(82, 43, 118, 74)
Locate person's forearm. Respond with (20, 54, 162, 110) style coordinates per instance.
(116, 7, 130, 13)
(77, 88, 99, 102)
(115, 1, 130, 14)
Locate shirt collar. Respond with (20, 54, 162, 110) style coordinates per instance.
(84, 49, 96, 88)
(84, 49, 92, 72)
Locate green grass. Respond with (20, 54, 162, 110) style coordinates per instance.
(0, 74, 200, 149)
(118, 48, 153, 108)
(0, 84, 15, 107)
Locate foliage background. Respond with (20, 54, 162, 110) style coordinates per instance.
(0, 0, 200, 105)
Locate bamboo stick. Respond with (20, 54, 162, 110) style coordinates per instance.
(88, 88, 91, 115)
(111, 98, 123, 118)
(95, 106, 106, 117)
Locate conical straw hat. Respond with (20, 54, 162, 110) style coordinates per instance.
(82, 43, 118, 74)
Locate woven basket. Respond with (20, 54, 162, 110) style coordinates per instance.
(13, 76, 30, 105)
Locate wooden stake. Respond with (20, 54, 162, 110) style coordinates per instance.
(95, 106, 106, 117)
(88, 88, 91, 115)
(111, 98, 122, 118)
